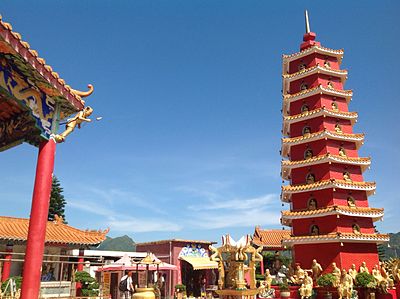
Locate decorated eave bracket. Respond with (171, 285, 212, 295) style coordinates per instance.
(0, 25, 95, 150)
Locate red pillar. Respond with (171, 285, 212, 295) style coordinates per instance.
(76, 248, 85, 296)
(20, 139, 56, 299)
(260, 258, 265, 275)
(1, 244, 13, 282)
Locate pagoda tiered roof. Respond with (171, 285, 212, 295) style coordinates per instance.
(281, 130, 364, 157)
(281, 154, 371, 180)
(281, 232, 389, 246)
(252, 226, 291, 249)
(0, 216, 108, 246)
(281, 206, 384, 226)
(282, 85, 352, 116)
(283, 108, 358, 135)
(282, 45, 344, 64)
(283, 64, 348, 83)
(281, 179, 376, 202)
(0, 15, 90, 112)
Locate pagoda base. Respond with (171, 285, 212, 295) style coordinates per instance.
(216, 289, 259, 299)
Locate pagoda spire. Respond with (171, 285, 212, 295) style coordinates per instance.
(305, 10, 310, 34)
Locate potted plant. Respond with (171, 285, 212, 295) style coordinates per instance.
(355, 272, 377, 299)
(279, 281, 291, 298)
(74, 271, 99, 297)
(317, 274, 337, 299)
(174, 284, 187, 299)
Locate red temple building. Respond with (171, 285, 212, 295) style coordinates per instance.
(279, 16, 389, 272)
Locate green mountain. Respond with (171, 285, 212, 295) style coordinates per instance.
(384, 232, 400, 259)
(95, 235, 136, 252)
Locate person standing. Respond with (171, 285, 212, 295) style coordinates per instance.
(120, 271, 135, 299)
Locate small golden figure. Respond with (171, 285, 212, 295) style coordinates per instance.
(327, 81, 334, 89)
(335, 124, 343, 133)
(352, 224, 361, 235)
(347, 197, 356, 208)
(306, 173, 315, 184)
(338, 269, 353, 299)
(343, 172, 352, 182)
(338, 147, 347, 157)
(332, 263, 341, 287)
(332, 102, 339, 112)
(291, 264, 306, 285)
(258, 269, 273, 298)
(299, 272, 313, 299)
(304, 149, 313, 160)
(303, 126, 311, 136)
(308, 199, 317, 210)
(359, 262, 369, 274)
(324, 60, 331, 69)
(310, 225, 319, 236)
(54, 106, 94, 143)
(348, 264, 358, 282)
(311, 259, 323, 282)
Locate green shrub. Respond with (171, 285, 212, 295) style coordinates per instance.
(1, 276, 22, 295)
(175, 284, 186, 291)
(317, 274, 337, 287)
(75, 271, 99, 296)
(355, 272, 376, 289)
(279, 281, 290, 291)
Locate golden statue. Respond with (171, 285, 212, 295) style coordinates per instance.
(331, 102, 339, 112)
(324, 60, 331, 69)
(347, 197, 356, 208)
(359, 262, 369, 274)
(338, 269, 353, 299)
(331, 263, 341, 287)
(327, 81, 334, 89)
(291, 264, 305, 284)
(301, 104, 309, 113)
(348, 264, 357, 282)
(335, 124, 343, 133)
(303, 127, 311, 136)
(352, 224, 361, 235)
(343, 172, 352, 182)
(299, 272, 313, 299)
(310, 225, 319, 236)
(306, 174, 315, 184)
(54, 106, 94, 143)
(311, 259, 323, 282)
(338, 147, 347, 157)
(308, 199, 317, 210)
(258, 269, 273, 298)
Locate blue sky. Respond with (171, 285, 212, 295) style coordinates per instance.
(1, 1, 399, 243)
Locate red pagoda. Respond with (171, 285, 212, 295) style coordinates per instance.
(279, 12, 389, 272)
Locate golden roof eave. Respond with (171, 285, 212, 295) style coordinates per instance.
(281, 130, 364, 157)
(281, 206, 384, 226)
(283, 108, 358, 134)
(282, 64, 348, 83)
(282, 45, 344, 64)
(281, 233, 389, 246)
(0, 15, 93, 111)
(281, 179, 376, 202)
(281, 154, 371, 180)
(282, 85, 352, 116)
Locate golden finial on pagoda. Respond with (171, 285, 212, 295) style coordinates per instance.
(305, 10, 311, 34)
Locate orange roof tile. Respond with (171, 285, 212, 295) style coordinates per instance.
(0, 216, 108, 246)
(252, 227, 291, 248)
(283, 85, 352, 101)
(282, 45, 344, 64)
(281, 206, 384, 226)
(282, 232, 389, 246)
(281, 179, 376, 202)
(282, 64, 348, 81)
(284, 107, 357, 123)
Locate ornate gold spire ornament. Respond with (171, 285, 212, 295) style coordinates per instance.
(71, 84, 94, 98)
(305, 10, 311, 34)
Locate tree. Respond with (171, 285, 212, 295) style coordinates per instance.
(48, 176, 67, 222)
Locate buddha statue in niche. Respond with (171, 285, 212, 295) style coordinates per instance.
(306, 173, 316, 184)
(301, 104, 309, 113)
(308, 198, 317, 210)
(347, 196, 356, 208)
(343, 172, 352, 182)
(352, 224, 361, 235)
(331, 101, 339, 112)
(310, 225, 319, 236)
(338, 147, 347, 157)
(335, 123, 343, 133)
(303, 126, 311, 136)
(304, 149, 313, 160)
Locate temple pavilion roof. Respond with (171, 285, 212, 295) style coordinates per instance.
(281, 206, 384, 226)
(281, 232, 389, 246)
(252, 226, 291, 249)
(283, 64, 348, 83)
(281, 154, 371, 180)
(0, 216, 108, 247)
(281, 129, 364, 157)
(0, 16, 88, 112)
(283, 108, 358, 135)
(282, 45, 344, 64)
(282, 85, 352, 116)
(281, 179, 376, 202)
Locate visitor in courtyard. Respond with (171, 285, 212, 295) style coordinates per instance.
(120, 271, 135, 299)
